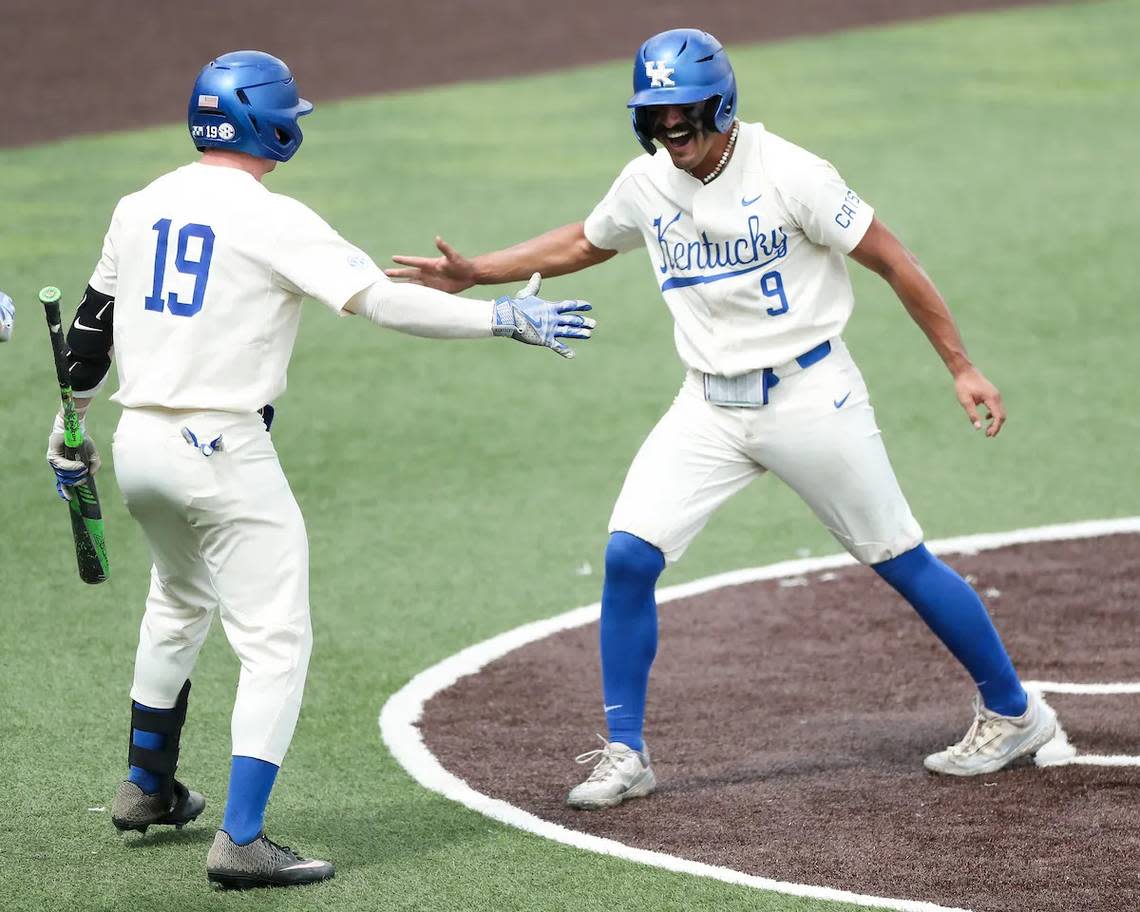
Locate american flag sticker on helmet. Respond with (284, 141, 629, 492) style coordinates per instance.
(198, 94, 220, 109)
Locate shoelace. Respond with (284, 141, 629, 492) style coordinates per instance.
(946, 699, 1003, 757)
(264, 835, 302, 861)
(574, 734, 627, 783)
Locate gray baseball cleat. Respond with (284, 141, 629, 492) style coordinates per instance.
(111, 779, 205, 833)
(924, 690, 1057, 776)
(206, 830, 334, 890)
(567, 736, 656, 810)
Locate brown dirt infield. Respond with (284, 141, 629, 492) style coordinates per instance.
(3, 0, 1054, 148)
(421, 533, 1140, 912)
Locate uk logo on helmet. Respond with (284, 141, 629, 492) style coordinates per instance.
(645, 60, 675, 88)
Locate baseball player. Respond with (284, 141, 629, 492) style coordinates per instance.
(45, 50, 594, 885)
(389, 29, 1056, 810)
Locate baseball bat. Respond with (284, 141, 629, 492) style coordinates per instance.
(41, 286, 109, 584)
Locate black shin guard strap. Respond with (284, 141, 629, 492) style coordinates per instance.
(128, 680, 191, 804)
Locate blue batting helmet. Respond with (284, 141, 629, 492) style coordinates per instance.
(628, 29, 737, 155)
(188, 51, 313, 162)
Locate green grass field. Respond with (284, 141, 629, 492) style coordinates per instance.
(2, 2, 1137, 910)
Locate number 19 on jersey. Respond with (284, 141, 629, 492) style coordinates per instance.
(145, 219, 215, 318)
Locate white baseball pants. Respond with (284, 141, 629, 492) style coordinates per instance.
(112, 407, 311, 765)
(609, 338, 923, 565)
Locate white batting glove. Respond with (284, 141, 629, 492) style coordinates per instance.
(0, 292, 14, 342)
(47, 411, 101, 500)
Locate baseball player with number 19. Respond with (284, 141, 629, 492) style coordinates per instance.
(44, 50, 593, 886)
(390, 29, 1057, 809)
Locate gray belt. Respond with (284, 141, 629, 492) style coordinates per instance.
(702, 340, 832, 407)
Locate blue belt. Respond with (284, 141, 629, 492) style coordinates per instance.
(761, 340, 832, 404)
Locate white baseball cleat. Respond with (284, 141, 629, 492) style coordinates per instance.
(924, 690, 1057, 776)
(567, 736, 656, 810)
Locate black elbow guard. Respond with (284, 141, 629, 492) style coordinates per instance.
(66, 285, 115, 395)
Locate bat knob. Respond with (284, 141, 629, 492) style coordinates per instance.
(39, 286, 62, 305)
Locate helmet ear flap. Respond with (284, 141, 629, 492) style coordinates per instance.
(701, 99, 719, 132)
(631, 108, 657, 155)
(701, 88, 736, 135)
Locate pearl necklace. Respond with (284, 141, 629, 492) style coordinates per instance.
(692, 120, 740, 185)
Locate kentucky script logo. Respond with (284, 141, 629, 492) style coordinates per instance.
(652, 211, 789, 291)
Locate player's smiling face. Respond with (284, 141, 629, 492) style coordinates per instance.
(649, 103, 719, 172)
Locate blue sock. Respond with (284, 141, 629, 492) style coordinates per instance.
(128, 702, 172, 795)
(874, 544, 1027, 717)
(600, 532, 666, 753)
(222, 756, 279, 845)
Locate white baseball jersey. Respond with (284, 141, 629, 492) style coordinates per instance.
(584, 121, 873, 376)
(89, 161, 385, 411)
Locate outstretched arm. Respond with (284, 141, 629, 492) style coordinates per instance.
(849, 217, 1006, 437)
(345, 274, 595, 360)
(387, 223, 617, 293)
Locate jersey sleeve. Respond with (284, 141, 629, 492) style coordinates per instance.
(87, 203, 121, 297)
(583, 171, 645, 254)
(769, 138, 874, 254)
(268, 197, 386, 313)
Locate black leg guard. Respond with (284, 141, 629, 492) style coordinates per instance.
(129, 680, 191, 806)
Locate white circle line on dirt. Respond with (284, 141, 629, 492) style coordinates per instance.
(379, 516, 1140, 912)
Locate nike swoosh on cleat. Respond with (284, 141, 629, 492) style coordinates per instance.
(73, 318, 101, 332)
(603, 704, 623, 713)
(282, 860, 328, 871)
(833, 392, 851, 409)
(742, 194, 763, 206)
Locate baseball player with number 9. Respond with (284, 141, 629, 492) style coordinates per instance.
(45, 50, 593, 887)
(390, 29, 1057, 809)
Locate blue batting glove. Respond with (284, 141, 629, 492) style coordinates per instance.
(492, 273, 595, 359)
(0, 291, 14, 342)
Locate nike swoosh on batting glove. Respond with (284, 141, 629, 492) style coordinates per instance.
(492, 273, 595, 359)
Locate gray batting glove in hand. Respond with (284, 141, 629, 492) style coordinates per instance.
(47, 411, 101, 500)
(0, 291, 14, 342)
(491, 273, 595, 359)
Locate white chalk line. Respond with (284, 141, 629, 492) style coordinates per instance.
(1027, 680, 1140, 767)
(379, 516, 1140, 912)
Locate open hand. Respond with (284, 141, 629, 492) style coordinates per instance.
(0, 291, 14, 342)
(492, 273, 595, 359)
(954, 367, 1005, 437)
(388, 236, 477, 294)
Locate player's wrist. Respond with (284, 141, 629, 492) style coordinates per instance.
(946, 355, 975, 378)
(470, 258, 493, 286)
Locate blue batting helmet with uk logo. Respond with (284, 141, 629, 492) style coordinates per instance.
(628, 29, 737, 155)
(188, 51, 313, 162)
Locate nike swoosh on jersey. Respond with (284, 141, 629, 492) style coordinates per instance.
(73, 318, 101, 332)
(742, 194, 763, 206)
(834, 392, 851, 409)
